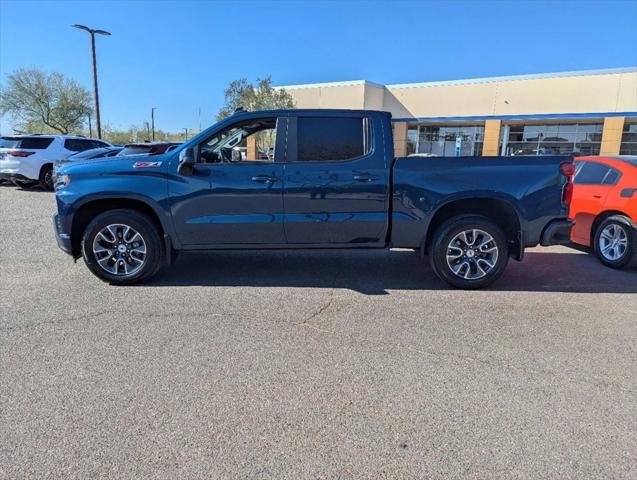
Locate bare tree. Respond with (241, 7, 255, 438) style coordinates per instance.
(0, 68, 92, 134)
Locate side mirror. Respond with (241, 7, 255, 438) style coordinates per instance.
(178, 147, 195, 175)
(231, 148, 243, 163)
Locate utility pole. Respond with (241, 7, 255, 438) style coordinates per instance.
(72, 24, 111, 139)
(87, 113, 93, 138)
(151, 107, 157, 141)
(183, 128, 188, 140)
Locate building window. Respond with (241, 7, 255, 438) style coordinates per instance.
(620, 122, 637, 155)
(407, 126, 418, 155)
(411, 125, 484, 157)
(501, 123, 602, 156)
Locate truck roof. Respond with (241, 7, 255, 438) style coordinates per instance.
(229, 108, 391, 117)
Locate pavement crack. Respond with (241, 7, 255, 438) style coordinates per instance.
(0, 311, 109, 332)
(300, 322, 637, 395)
(296, 267, 341, 326)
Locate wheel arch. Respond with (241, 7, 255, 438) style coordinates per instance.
(70, 197, 171, 258)
(423, 197, 522, 259)
(590, 210, 635, 246)
(39, 162, 53, 178)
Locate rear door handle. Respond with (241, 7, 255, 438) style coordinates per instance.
(251, 175, 277, 183)
(353, 174, 376, 182)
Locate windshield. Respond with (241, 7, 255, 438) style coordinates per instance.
(117, 145, 153, 156)
(69, 147, 115, 160)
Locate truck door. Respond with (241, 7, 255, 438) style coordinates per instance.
(282, 114, 389, 245)
(168, 116, 286, 246)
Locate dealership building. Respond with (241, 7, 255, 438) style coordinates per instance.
(279, 67, 637, 158)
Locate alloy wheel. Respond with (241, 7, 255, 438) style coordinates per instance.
(44, 169, 53, 189)
(446, 228, 499, 280)
(92, 224, 147, 275)
(599, 223, 628, 261)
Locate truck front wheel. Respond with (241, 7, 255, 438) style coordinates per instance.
(81, 209, 164, 285)
(429, 215, 509, 289)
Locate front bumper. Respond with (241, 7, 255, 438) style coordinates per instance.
(52, 214, 73, 255)
(540, 219, 574, 246)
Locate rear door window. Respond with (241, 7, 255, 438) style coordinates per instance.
(1, 137, 54, 149)
(64, 139, 96, 152)
(296, 117, 369, 162)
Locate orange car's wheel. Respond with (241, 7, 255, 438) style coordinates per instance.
(593, 215, 636, 269)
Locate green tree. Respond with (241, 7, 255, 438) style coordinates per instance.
(0, 68, 92, 134)
(217, 76, 295, 120)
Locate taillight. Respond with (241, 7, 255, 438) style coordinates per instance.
(560, 162, 575, 176)
(560, 160, 575, 205)
(8, 150, 35, 157)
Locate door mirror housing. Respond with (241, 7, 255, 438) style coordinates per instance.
(178, 147, 195, 175)
(231, 148, 243, 163)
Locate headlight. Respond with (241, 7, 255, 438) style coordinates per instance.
(55, 174, 71, 190)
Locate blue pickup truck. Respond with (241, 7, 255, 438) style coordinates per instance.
(53, 109, 573, 289)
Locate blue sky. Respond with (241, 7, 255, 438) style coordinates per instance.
(1, 0, 636, 133)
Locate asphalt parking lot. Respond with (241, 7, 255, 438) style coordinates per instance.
(1, 184, 636, 479)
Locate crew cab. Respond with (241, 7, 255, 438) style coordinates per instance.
(53, 109, 573, 289)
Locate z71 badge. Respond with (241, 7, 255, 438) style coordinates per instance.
(133, 161, 163, 168)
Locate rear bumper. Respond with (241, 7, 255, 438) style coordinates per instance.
(0, 158, 38, 181)
(52, 214, 73, 255)
(540, 219, 574, 246)
(0, 173, 31, 182)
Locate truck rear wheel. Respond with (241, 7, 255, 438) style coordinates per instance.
(429, 215, 509, 289)
(81, 209, 164, 285)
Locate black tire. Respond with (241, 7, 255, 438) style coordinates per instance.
(81, 209, 164, 285)
(429, 215, 509, 289)
(593, 215, 636, 269)
(39, 164, 54, 190)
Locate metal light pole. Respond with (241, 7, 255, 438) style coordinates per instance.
(72, 24, 111, 139)
(151, 107, 157, 141)
(183, 128, 188, 140)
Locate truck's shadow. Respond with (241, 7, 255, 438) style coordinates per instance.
(146, 248, 636, 295)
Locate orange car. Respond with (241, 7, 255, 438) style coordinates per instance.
(570, 156, 637, 268)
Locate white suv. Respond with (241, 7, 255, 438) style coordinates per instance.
(0, 135, 112, 190)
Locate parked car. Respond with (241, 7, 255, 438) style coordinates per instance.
(570, 156, 637, 268)
(0, 135, 112, 190)
(53, 146, 123, 179)
(53, 109, 573, 288)
(116, 142, 181, 157)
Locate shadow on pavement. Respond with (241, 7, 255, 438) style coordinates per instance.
(146, 248, 636, 295)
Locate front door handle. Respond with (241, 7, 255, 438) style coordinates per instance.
(251, 175, 277, 183)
